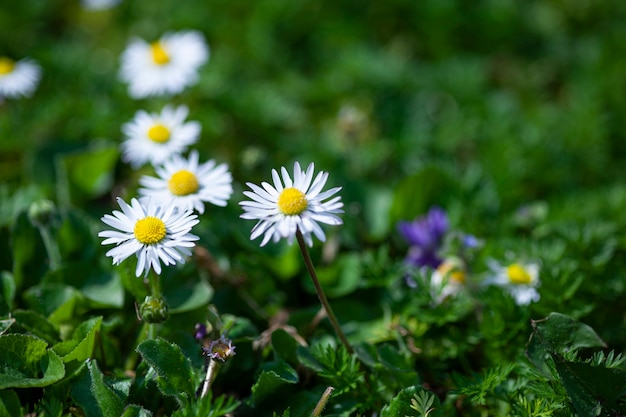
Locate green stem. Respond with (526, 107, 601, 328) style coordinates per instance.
(38, 225, 61, 271)
(148, 270, 161, 297)
(295, 229, 353, 354)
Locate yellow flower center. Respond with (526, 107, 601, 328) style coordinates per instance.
(506, 263, 532, 285)
(150, 41, 170, 65)
(134, 216, 167, 245)
(437, 261, 466, 284)
(277, 187, 308, 215)
(147, 124, 171, 143)
(0, 57, 15, 75)
(168, 170, 199, 196)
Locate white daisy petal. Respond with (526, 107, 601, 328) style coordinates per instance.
(120, 105, 201, 169)
(138, 151, 232, 214)
(0, 56, 41, 99)
(99, 197, 199, 277)
(484, 260, 541, 306)
(240, 162, 343, 247)
(119, 30, 209, 99)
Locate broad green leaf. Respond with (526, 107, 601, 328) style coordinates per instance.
(43, 263, 124, 309)
(0, 334, 65, 389)
(271, 329, 299, 364)
(527, 313, 606, 374)
(315, 253, 362, 298)
(0, 389, 22, 417)
(62, 140, 119, 199)
(166, 277, 214, 314)
(22, 283, 84, 325)
(70, 359, 124, 417)
(250, 361, 299, 405)
(554, 358, 626, 417)
(53, 316, 102, 363)
(136, 338, 196, 404)
(11, 309, 59, 344)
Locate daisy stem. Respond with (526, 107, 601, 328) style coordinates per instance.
(200, 359, 218, 399)
(37, 225, 62, 271)
(295, 229, 353, 354)
(148, 270, 162, 297)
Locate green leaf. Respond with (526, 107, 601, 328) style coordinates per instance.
(0, 271, 16, 315)
(271, 329, 299, 364)
(11, 211, 47, 291)
(53, 316, 102, 363)
(70, 359, 124, 417)
(121, 405, 153, 417)
(165, 277, 214, 314)
(315, 253, 362, 298)
(136, 338, 196, 405)
(250, 361, 299, 405)
(527, 313, 606, 375)
(62, 140, 119, 199)
(0, 334, 65, 389)
(381, 386, 442, 417)
(554, 358, 626, 417)
(23, 283, 84, 325)
(11, 309, 59, 344)
(0, 389, 23, 417)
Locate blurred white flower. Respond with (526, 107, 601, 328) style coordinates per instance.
(99, 197, 199, 277)
(0, 56, 41, 99)
(429, 257, 466, 305)
(138, 150, 233, 214)
(119, 30, 209, 98)
(485, 260, 540, 306)
(240, 162, 343, 246)
(120, 104, 200, 168)
(81, 0, 121, 11)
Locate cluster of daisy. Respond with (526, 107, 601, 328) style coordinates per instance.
(399, 207, 540, 306)
(99, 30, 344, 281)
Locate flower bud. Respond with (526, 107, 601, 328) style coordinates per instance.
(139, 295, 169, 323)
(28, 199, 56, 227)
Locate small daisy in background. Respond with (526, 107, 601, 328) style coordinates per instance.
(0, 56, 41, 100)
(138, 150, 233, 214)
(429, 256, 467, 305)
(120, 104, 200, 168)
(119, 30, 209, 99)
(240, 162, 343, 247)
(484, 260, 540, 306)
(98, 197, 199, 277)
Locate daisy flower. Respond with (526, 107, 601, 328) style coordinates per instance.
(119, 30, 209, 98)
(120, 104, 200, 168)
(240, 162, 343, 247)
(98, 197, 199, 277)
(429, 257, 467, 305)
(138, 150, 233, 214)
(0, 56, 41, 100)
(484, 260, 540, 306)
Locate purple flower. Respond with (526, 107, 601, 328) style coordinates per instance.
(194, 323, 207, 341)
(398, 207, 448, 268)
